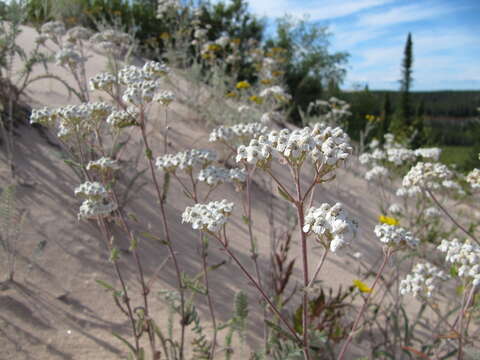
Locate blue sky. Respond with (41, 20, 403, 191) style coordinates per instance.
(243, 0, 480, 91)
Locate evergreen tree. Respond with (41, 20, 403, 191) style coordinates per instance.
(390, 33, 414, 138)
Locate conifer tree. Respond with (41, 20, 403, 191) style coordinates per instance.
(390, 33, 414, 138)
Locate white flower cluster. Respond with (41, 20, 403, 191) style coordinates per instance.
(106, 108, 138, 128)
(466, 168, 480, 190)
(30, 102, 113, 138)
(154, 90, 175, 106)
(400, 262, 448, 297)
(86, 157, 121, 172)
(261, 111, 283, 124)
(308, 97, 352, 126)
(360, 134, 442, 176)
(414, 148, 442, 161)
(260, 86, 291, 102)
(156, 149, 217, 172)
(65, 26, 93, 43)
(197, 166, 246, 186)
(303, 203, 357, 253)
(374, 224, 419, 248)
(157, 0, 181, 17)
(402, 162, 455, 191)
(89, 72, 116, 92)
(388, 203, 403, 215)
(182, 200, 234, 232)
(114, 63, 170, 107)
(55, 45, 85, 68)
(438, 239, 480, 287)
(74, 181, 108, 199)
(424, 206, 441, 219)
(386, 148, 416, 166)
(365, 166, 389, 182)
(236, 124, 352, 169)
(40, 21, 66, 40)
(90, 30, 132, 55)
(209, 122, 268, 144)
(74, 182, 117, 220)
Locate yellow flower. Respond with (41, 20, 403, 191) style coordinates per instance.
(353, 279, 372, 293)
(249, 95, 263, 104)
(225, 91, 237, 98)
(236, 81, 251, 89)
(260, 79, 272, 85)
(207, 44, 221, 52)
(379, 215, 399, 226)
(160, 32, 170, 40)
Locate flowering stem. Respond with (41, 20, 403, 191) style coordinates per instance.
(294, 169, 311, 360)
(98, 218, 140, 355)
(307, 247, 329, 288)
(164, 107, 169, 154)
(211, 232, 303, 346)
(337, 248, 392, 360)
(139, 115, 186, 360)
(266, 168, 295, 203)
(427, 189, 479, 246)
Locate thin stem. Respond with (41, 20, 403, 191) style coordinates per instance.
(307, 247, 329, 288)
(427, 189, 479, 245)
(201, 234, 217, 360)
(294, 168, 311, 360)
(211, 232, 303, 346)
(266, 168, 295, 203)
(337, 248, 392, 360)
(139, 111, 186, 360)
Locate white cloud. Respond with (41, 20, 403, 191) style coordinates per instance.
(246, 0, 394, 21)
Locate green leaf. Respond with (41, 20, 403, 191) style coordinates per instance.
(112, 332, 137, 354)
(109, 247, 120, 262)
(265, 320, 299, 344)
(96, 279, 117, 292)
(242, 215, 250, 225)
(162, 172, 170, 202)
(129, 236, 138, 251)
(145, 148, 153, 160)
(277, 186, 294, 203)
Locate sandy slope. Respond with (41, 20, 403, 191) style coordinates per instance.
(0, 25, 435, 359)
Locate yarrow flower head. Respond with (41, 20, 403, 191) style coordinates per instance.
(197, 166, 246, 186)
(402, 162, 454, 191)
(89, 72, 116, 92)
(209, 122, 268, 144)
(86, 157, 121, 173)
(400, 262, 448, 298)
(365, 166, 389, 182)
(236, 124, 352, 174)
(438, 238, 480, 287)
(303, 202, 357, 254)
(374, 224, 419, 249)
(466, 168, 480, 190)
(74, 181, 117, 220)
(182, 200, 234, 232)
(156, 149, 217, 173)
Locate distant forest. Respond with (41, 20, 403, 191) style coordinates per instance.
(342, 90, 480, 147)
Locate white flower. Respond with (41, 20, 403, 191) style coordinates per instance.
(106, 109, 138, 128)
(143, 61, 169, 78)
(400, 262, 448, 297)
(303, 203, 357, 254)
(359, 153, 371, 165)
(66, 26, 92, 42)
(215, 35, 230, 47)
(182, 200, 234, 232)
(209, 122, 268, 144)
(374, 224, 419, 248)
(365, 166, 389, 181)
(414, 148, 442, 161)
(90, 30, 132, 54)
(386, 148, 415, 166)
(261, 111, 282, 124)
(154, 90, 175, 106)
(40, 21, 66, 39)
(74, 181, 108, 200)
(87, 157, 121, 172)
(466, 168, 480, 189)
(260, 86, 291, 102)
(236, 139, 271, 166)
(89, 72, 116, 92)
(402, 162, 453, 191)
(388, 203, 403, 215)
(78, 199, 117, 220)
(55, 47, 85, 68)
(438, 239, 480, 287)
(156, 149, 217, 172)
(424, 206, 441, 219)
